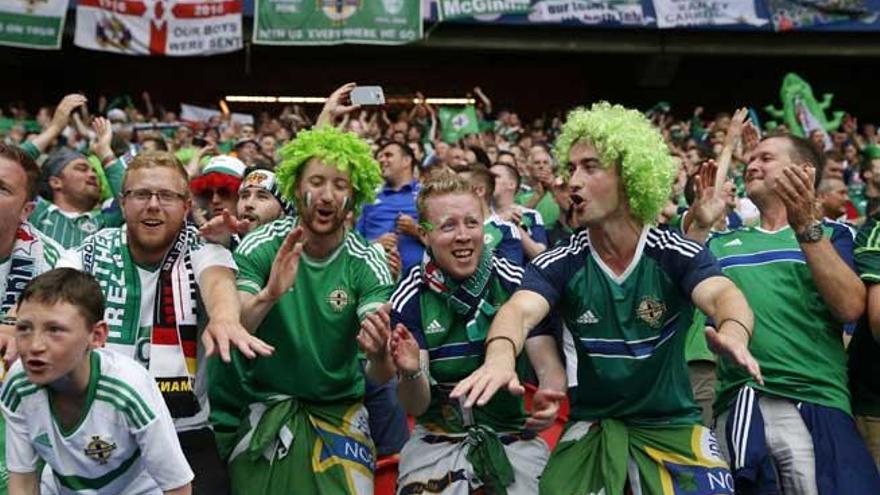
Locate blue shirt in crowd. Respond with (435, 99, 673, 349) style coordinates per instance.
(357, 180, 424, 273)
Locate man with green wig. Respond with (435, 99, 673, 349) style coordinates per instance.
(225, 123, 395, 494)
(451, 102, 763, 494)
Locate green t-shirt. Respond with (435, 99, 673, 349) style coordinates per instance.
(849, 217, 880, 416)
(521, 227, 720, 425)
(390, 257, 536, 432)
(684, 309, 715, 363)
(234, 218, 394, 402)
(710, 223, 854, 415)
(516, 190, 560, 232)
(27, 159, 125, 249)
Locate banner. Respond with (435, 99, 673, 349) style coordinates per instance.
(254, 0, 422, 46)
(653, 0, 766, 27)
(438, 0, 532, 20)
(74, 0, 243, 56)
(0, 0, 67, 49)
(438, 105, 480, 143)
(767, 0, 871, 30)
(528, 0, 650, 26)
(180, 103, 254, 125)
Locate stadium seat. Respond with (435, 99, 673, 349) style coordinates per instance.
(375, 454, 400, 495)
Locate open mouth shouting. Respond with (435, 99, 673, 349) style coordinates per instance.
(314, 205, 337, 223)
(141, 218, 164, 229)
(451, 248, 474, 263)
(569, 193, 587, 212)
(25, 358, 49, 374)
(240, 212, 258, 223)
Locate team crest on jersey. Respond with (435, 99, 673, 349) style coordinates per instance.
(637, 296, 666, 328)
(327, 288, 350, 312)
(84, 435, 117, 464)
(80, 219, 99, 234)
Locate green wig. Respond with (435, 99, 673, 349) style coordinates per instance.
(554, 102, 677, 225)
(275, 126, 383, 216)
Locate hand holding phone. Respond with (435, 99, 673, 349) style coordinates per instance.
(351, 86, 385, 106)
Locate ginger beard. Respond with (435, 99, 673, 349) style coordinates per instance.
(294, 159, 354, 237)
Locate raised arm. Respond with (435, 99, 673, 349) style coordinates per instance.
(775, 165, 865, 322)
(240, 227, 304, 331)
(474, 86, 492, 116)
(316, 83, 361, 128)
(450, 290, 550, 407)
(28, 93, 87, 155)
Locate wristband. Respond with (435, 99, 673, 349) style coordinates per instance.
(718, 318, 751, 339)
(399, 368, 423, 381)
(485, 335, 518, 357)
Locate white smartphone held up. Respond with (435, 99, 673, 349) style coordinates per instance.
(350, 86, 386, 106)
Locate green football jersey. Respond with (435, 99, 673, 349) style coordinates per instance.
(27, 159, 125, 249)
(849, 217, 880, 416)
(390, 256, 545, 433)
(516, 190, 560, 231)
(710, 222, 854, 415)
(521, 227, 721, 425)
(234, 218, 394, 402)
(483, 214, 523, 266)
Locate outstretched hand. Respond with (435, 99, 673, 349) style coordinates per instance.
(202, 317, 275, 362)
(199, 209, 251, 246)
(705, 325, 763, 385)
(450, 351, 523, 408)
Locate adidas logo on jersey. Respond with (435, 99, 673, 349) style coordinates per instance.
(577, 310, 599, 324)
(723, 239, 743, 247)
(35, 432, 51, 448)
(425, 319, 445, 335)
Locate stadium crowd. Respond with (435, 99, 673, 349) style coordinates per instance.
(1, 82, 880, 494)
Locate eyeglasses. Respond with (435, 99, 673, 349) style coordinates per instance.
(123, 189, 188, 205)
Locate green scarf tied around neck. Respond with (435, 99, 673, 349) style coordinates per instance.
(421, 249, 497, 343)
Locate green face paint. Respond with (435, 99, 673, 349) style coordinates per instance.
(420, 221, 435, 232)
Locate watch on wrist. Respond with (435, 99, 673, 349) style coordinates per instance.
(796, 221, 823, 243)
